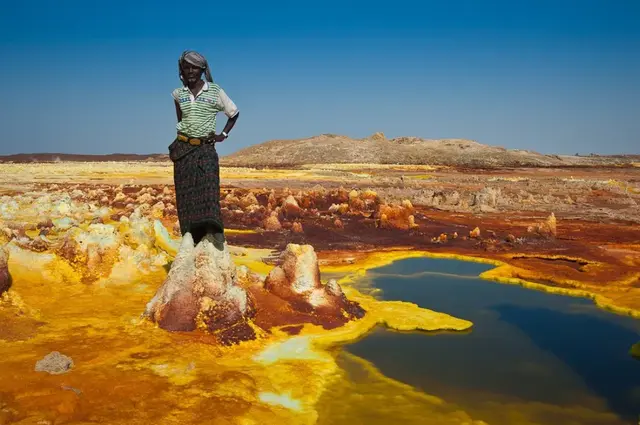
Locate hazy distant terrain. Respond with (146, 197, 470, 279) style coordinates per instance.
(0, 153, 169, 163)
(221, 133, 639, 168)
(0, 133, 637, 168)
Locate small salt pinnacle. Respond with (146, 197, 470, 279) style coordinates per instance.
(35, 351, 74, 375)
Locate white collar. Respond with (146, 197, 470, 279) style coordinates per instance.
(183, 81, 209, 91)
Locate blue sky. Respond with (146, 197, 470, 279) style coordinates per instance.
(1, 0, 638, 156)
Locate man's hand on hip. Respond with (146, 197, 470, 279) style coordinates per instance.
(207, 132, 227, 143)
(213, 133, 227, 143)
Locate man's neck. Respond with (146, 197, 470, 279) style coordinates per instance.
(187, 80, 205, 96)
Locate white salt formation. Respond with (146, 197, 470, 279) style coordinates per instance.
(0, 190, 175, 285)
(263, 244, 365, 318)
(143, 233, 256, 344)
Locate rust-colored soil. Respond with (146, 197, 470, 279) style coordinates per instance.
(1, 162, 639, 316)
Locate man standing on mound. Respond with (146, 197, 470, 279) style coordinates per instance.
(168, 50, 239, 247)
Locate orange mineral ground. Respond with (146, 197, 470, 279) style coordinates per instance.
(0, 161, 638, 425)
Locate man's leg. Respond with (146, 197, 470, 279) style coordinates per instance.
(190, 224, 207, 245)
(205, 223, 225, 250)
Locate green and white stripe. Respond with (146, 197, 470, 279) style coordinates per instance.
(172, 82, 238, 138)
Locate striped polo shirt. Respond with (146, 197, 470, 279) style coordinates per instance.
(172, 81, 239, 138)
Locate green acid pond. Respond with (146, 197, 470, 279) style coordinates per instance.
(336, 257, 640, 424)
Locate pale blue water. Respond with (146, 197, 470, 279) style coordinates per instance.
(345, 257, 640, 423)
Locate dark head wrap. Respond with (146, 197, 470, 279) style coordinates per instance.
(179, 50, 213, 83)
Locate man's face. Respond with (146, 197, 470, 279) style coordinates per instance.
(182, 62, 204, 84)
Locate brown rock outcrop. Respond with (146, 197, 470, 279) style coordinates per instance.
(368, 132, 386, 142)
(263, 213, 282, 231)
(472, 187, 502, 211)
(281, 195, 301, 219)
(144, 233, 256, 345)
(528, 212, 557, 238)
(0, 245, 10, 295)
(376, 201, 414, 229)
(262, 244, 365, 320)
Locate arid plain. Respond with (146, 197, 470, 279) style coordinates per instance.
(1, 136, 639, 425)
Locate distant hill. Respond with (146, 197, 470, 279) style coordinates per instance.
(1, 133, 637, 168)
(0, 153, 169, 163)
(220, 133, 639, 168)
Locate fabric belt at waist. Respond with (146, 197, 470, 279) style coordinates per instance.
(177, 133, 214, 146)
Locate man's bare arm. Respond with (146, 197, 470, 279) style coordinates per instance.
(213, 112, 239, 142)
(174, 100, 182, 122)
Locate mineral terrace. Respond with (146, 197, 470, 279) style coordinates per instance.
(0, 135, 638, 424)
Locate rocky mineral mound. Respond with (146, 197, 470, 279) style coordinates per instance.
(263, 244, 365, 319)
(144, 233, 256, 344)
(144, 233, 365, 344)
(221, 133, 638, 168)
(0, 245, 10, 295)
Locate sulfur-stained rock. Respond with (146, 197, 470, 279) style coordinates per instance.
(281, 195, 301, 219)
(223, 193, 241, 209)
(408, 215, 418, 229)
(349, 197, 366, 212)
(376, 203, 415, 230)
(264, 244, 320, 296)
(0, 245, 11, 295)
(296, 192, 312, 209)
(546, 212, 557, 236)
(239, 192, 259, 209)
(137, 193, 153, 205)
(401, 199, 414, 211)
(164, 204, 177, 217)
(35, 351, 74, 375)
(150, 201, 165, 218)
(470, 227, 481, 238)
(267, 191, 277, 209)
(263, 213, 282, 231)
(292, 222, 304, 233)
(0, 228, 10, 244)
(528, 212, 557, 238)
(326, 278, 342, 297)
(56, 224, 122, 283)
(113, 192, 126, 203)
(16, 235, 49, 252)
(70, 189, 84, 200)
(263, 244, 365, 320)
(6, 223, 26, 239)
(37, 219, 54, 230)
(361, 189, 377, 201)
(144, 233, 256, 344)
(472, 186, 501, 210)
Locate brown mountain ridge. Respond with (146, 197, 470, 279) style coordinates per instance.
(220, 132, 639, 168)
(1, 133, 637, 168)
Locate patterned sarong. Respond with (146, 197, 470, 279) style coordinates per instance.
(168, 138, 224, 239)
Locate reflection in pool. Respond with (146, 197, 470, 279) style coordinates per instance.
(342, 257, 640, 424)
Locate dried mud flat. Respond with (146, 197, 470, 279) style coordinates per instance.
(0, 160, 639, 425)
